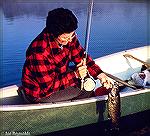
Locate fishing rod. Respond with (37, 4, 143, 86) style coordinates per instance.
(80, 0, 95, 91)
(84, 0, 94, 59)
(80, 0, 140, 92)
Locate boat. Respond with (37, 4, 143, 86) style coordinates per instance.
(0, 46, 150, 135)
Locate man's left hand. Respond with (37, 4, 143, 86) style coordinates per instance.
(97, 72, 113, 89)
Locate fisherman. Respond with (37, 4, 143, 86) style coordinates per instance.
(18, 8, 112, 103)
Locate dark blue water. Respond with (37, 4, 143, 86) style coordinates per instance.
(1, 0, 150, 88)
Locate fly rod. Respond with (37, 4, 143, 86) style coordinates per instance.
(84, 0, 94, 59)
(81, 0, 94, 90)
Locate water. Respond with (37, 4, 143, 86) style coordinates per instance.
(1, 0, 150, 88)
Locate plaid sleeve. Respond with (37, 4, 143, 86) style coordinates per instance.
(70, 37, 103, 79)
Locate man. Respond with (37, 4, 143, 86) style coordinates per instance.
(19, 8, 112, 103)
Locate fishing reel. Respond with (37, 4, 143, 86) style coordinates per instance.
(81, 72, 96, 92)
(83, 77, 96, 91)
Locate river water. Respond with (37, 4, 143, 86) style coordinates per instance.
(1, 0, 150, 87)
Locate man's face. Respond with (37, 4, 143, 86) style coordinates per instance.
(56, 31, 75, 45)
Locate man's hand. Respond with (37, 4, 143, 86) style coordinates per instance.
(97, 72, 113, 89)
(75, 58, 87, 79)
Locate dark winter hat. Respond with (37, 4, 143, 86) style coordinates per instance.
(46, 8, 78, 38)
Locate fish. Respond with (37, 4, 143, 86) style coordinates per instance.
(107, 83, 121, 129)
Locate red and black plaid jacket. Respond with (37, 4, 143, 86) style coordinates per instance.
(21, 29, 102, 101)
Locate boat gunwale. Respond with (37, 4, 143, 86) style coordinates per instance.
(95, 45, 149, 61)
(0, 88, 149, 111)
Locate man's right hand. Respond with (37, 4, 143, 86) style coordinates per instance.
(75, 58, 87, 79)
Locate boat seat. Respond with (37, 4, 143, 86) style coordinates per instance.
(0, 87, 31, 105)
(0, 95, 26, 105)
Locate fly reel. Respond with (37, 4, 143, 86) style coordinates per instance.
(83, 77, 96, 91)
